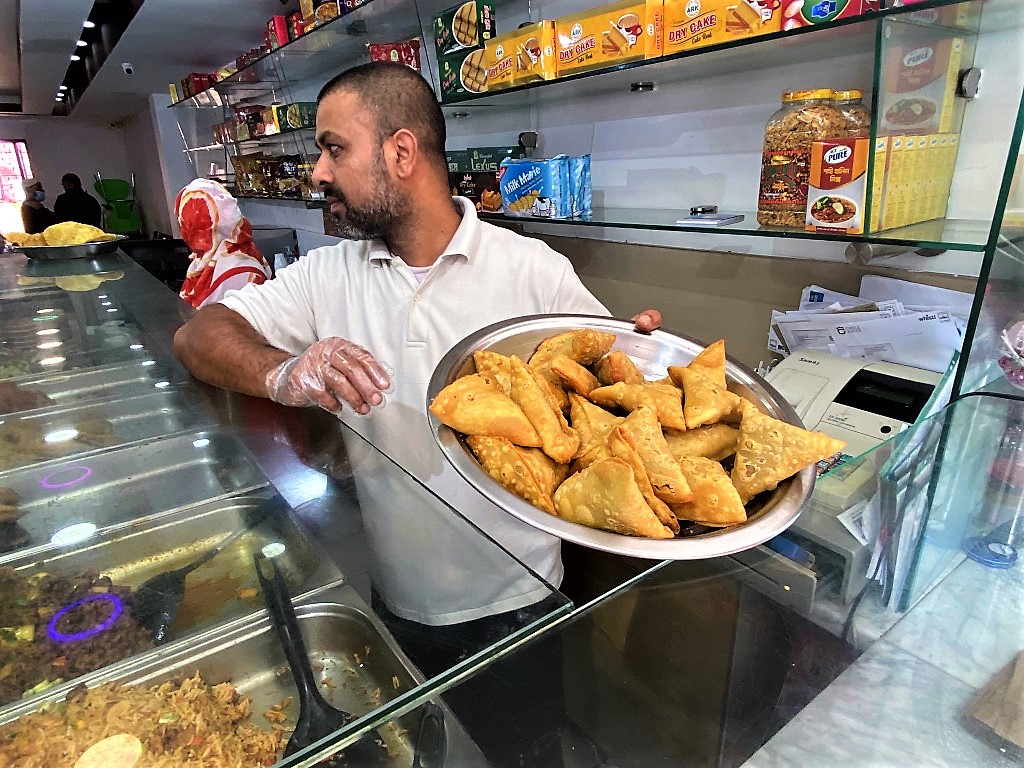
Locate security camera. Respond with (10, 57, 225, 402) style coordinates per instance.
(121, 62, 134, 75)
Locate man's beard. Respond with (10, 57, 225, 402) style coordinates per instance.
(324, 159, 409, 241)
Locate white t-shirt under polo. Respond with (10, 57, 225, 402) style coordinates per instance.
(221, 197, 608, 624)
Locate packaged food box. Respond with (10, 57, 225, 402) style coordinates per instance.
(300, 0, 341, 28)
(484, 21, 557, 91)
(664, 0, 780, 54)
(452, 170, 503, 211)
(805, 139, 868, 235)
(446, 149, 472, 173)
(499, 154, 592, 219)
(266, 15, 289, 50)
(434, 0, 496, 58)
(278, 101, 317, 130)
(469, 146, 525, 171)
(288, 11, 305, 39)
(555, 0, 664, 78)
(899, 4, 980, 29)
(878, 34, 964, 135)
(368, 39, 422, 71)
(438, 47, 489, 101)
(869, 132, 958, 232)
(779, 0, 879, 30)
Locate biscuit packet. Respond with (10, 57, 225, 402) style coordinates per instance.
(499, 155, 572, 218)
(555, 0, 663, 78)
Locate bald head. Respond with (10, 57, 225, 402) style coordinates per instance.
(317, 62, 448, 177)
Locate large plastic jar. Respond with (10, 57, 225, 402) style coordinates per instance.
(832, 89, 871, 138)
(757, 88, 846, 227)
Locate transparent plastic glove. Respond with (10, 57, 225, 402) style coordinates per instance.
(265, 338, 392, 416)
(631, 309, 662, 334)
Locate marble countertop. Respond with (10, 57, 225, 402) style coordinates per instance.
(747, 557, 1024, 767)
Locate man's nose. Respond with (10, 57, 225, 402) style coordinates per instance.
(311, 155, 330, 188)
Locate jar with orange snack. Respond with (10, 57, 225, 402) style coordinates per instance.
(832, 89, 871, 138)
(757, 88, 845, 227)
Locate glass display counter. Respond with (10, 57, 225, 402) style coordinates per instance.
(0, 249, 570, 767)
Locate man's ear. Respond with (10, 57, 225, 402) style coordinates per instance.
(388, 128, 419, 179)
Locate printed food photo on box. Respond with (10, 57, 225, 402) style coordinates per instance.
(485, 21, 557, 91)
(779, 0, 879, 31)
(806, 138, 868, 234)
(439, 47, 489, 100)
(555, 0, 664, 78)
(663, 0, 779, 55)
(434, 0, 496, 58)
(878, 34, 965, 135)
(368, 39, 422, 71)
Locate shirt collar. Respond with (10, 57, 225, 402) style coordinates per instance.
(366, 196, 480, 266)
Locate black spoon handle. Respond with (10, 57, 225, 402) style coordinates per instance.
(254, 552, 334, 711)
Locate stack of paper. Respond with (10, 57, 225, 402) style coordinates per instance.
(768, 276, 972, 374)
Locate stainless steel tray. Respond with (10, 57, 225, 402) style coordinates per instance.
(0, 584, 484, 766)
(0, 383, 217, 475)
(0, 493, 338, 709)
(9, 235, 127, 261)
(0, 360, 188, 415)
(0, 428, 271, 556)
(427, 314, 815, 560)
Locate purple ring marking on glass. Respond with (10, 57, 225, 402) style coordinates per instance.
(40, 465, 93, 490)
(47, 593, 123, 643)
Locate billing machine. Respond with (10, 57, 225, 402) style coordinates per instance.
(730, 350, 941, 611)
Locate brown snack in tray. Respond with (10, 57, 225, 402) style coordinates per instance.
(567, 392, 621, 470)
(531, 329, 616, 410)
(608, 426, 679, 533)
(669, 365, 741, 429)
(588, 381, 688, 432)
(619, 406, 692, 504)
(429, 372, 542, 446)
(671, 455, 747, 527)
(593, 350, 644, 386)
(473, 349, 512, 395)
(466, 435, 570, 515)
(663, 423, 740, 461)
(549, 355, 601, 396)
(731, 399, 846, 503)
(553, 458, 675, 539)
(688, 338, 727, 388)
(509, 356, 579, 464)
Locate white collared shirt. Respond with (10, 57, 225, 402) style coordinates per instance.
(221, 197, 608, 624)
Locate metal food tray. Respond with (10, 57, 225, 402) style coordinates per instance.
(0, 492, 340, 710)
(0, 428, 271, 557)
(0, 583, 484, 766)
(0, 360, 188, 416)
(0, 384, 217, 476)
(427, 314, 815, 561)
(8, 235, 128, 261)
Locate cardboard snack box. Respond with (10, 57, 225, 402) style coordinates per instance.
(484, 21, 557, 91)
(555, 0, 664, 78)
(664, 0, 780, 55)
(438, 47, 489, 101)
(878, 34, 965, 135)
(434, 0, 496, 58)
(805, 138, 868, 235)
(779, 0, 879, 30)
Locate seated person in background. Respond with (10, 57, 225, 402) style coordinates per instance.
(175, 178, 272, 309)
(53, 173, 102, 227)
(20, 179, 56, 235)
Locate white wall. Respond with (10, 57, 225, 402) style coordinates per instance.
(0, 115, 131, 205)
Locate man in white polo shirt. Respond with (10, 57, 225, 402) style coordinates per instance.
(174, 60, 659, 763)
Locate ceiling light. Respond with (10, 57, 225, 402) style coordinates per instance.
(58, 85, 67, 91)
(83, 20, 96, 29)
(70, 55, 81, 62)
(76, 40, 88, 47)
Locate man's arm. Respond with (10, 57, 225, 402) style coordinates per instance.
(173, 304, 291, 397)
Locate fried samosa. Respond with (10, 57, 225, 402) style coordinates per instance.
(689, 339, 728, 389)
(731, 399, 846, 503)
(671, 455, 747, 526)
(663, 423, 740, 461)
(466, 435, 570, 515)
(593, 350, 645, 386)
(668, 366, 741, 429)
(552, 458, 675, 539)
(509, 356, 579, 463)
(550, 355, 601, 396)
(608, 426, 680, 533)
(587, 382, 688, 431)
(619, 406, 693, 504)
(568, 392, 622, 469)
(473, 350, 513, 396)
(429, 373, 542, 447)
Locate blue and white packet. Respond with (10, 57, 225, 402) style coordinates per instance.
(569, 154, 592, 218)
(499, 155, 571, 218)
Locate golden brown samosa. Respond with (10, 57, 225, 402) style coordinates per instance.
(668, 366, 741, 429)
(663, 423, 740, 461)
(552, 458, 675, 539)
(619, 406, 693, 504)
(731, 399, 846, 503)
(509, 356, 579, 464)
(689, 339, 728, 389)
(593, 350, 645, 386)
(428, 373, 542, 447)
(671, 455, 747, 527)
(608, 426, 680, 533)
(466, 435, 570, 515)
(568, 392, 622, 469)
(550, 355, 601, 396)
(473, 350, 513, 396)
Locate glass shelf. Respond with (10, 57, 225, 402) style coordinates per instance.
(235, 193, 328, 209)
(481, 208, 993, 252)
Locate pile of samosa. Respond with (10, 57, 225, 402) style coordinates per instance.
(429, 330, 845, 539)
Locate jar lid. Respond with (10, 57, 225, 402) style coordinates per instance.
(832, 89, 864, 101)
(791, 88, 834, 101)
(781, 90, 797, 103)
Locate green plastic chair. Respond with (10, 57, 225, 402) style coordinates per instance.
(94, 173, 143, 235)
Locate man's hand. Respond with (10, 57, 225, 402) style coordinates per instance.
(631, 309, 662, 334)
(265, 338, 391, 416)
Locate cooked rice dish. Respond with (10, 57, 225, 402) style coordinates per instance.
(0, 673, 285, 767)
